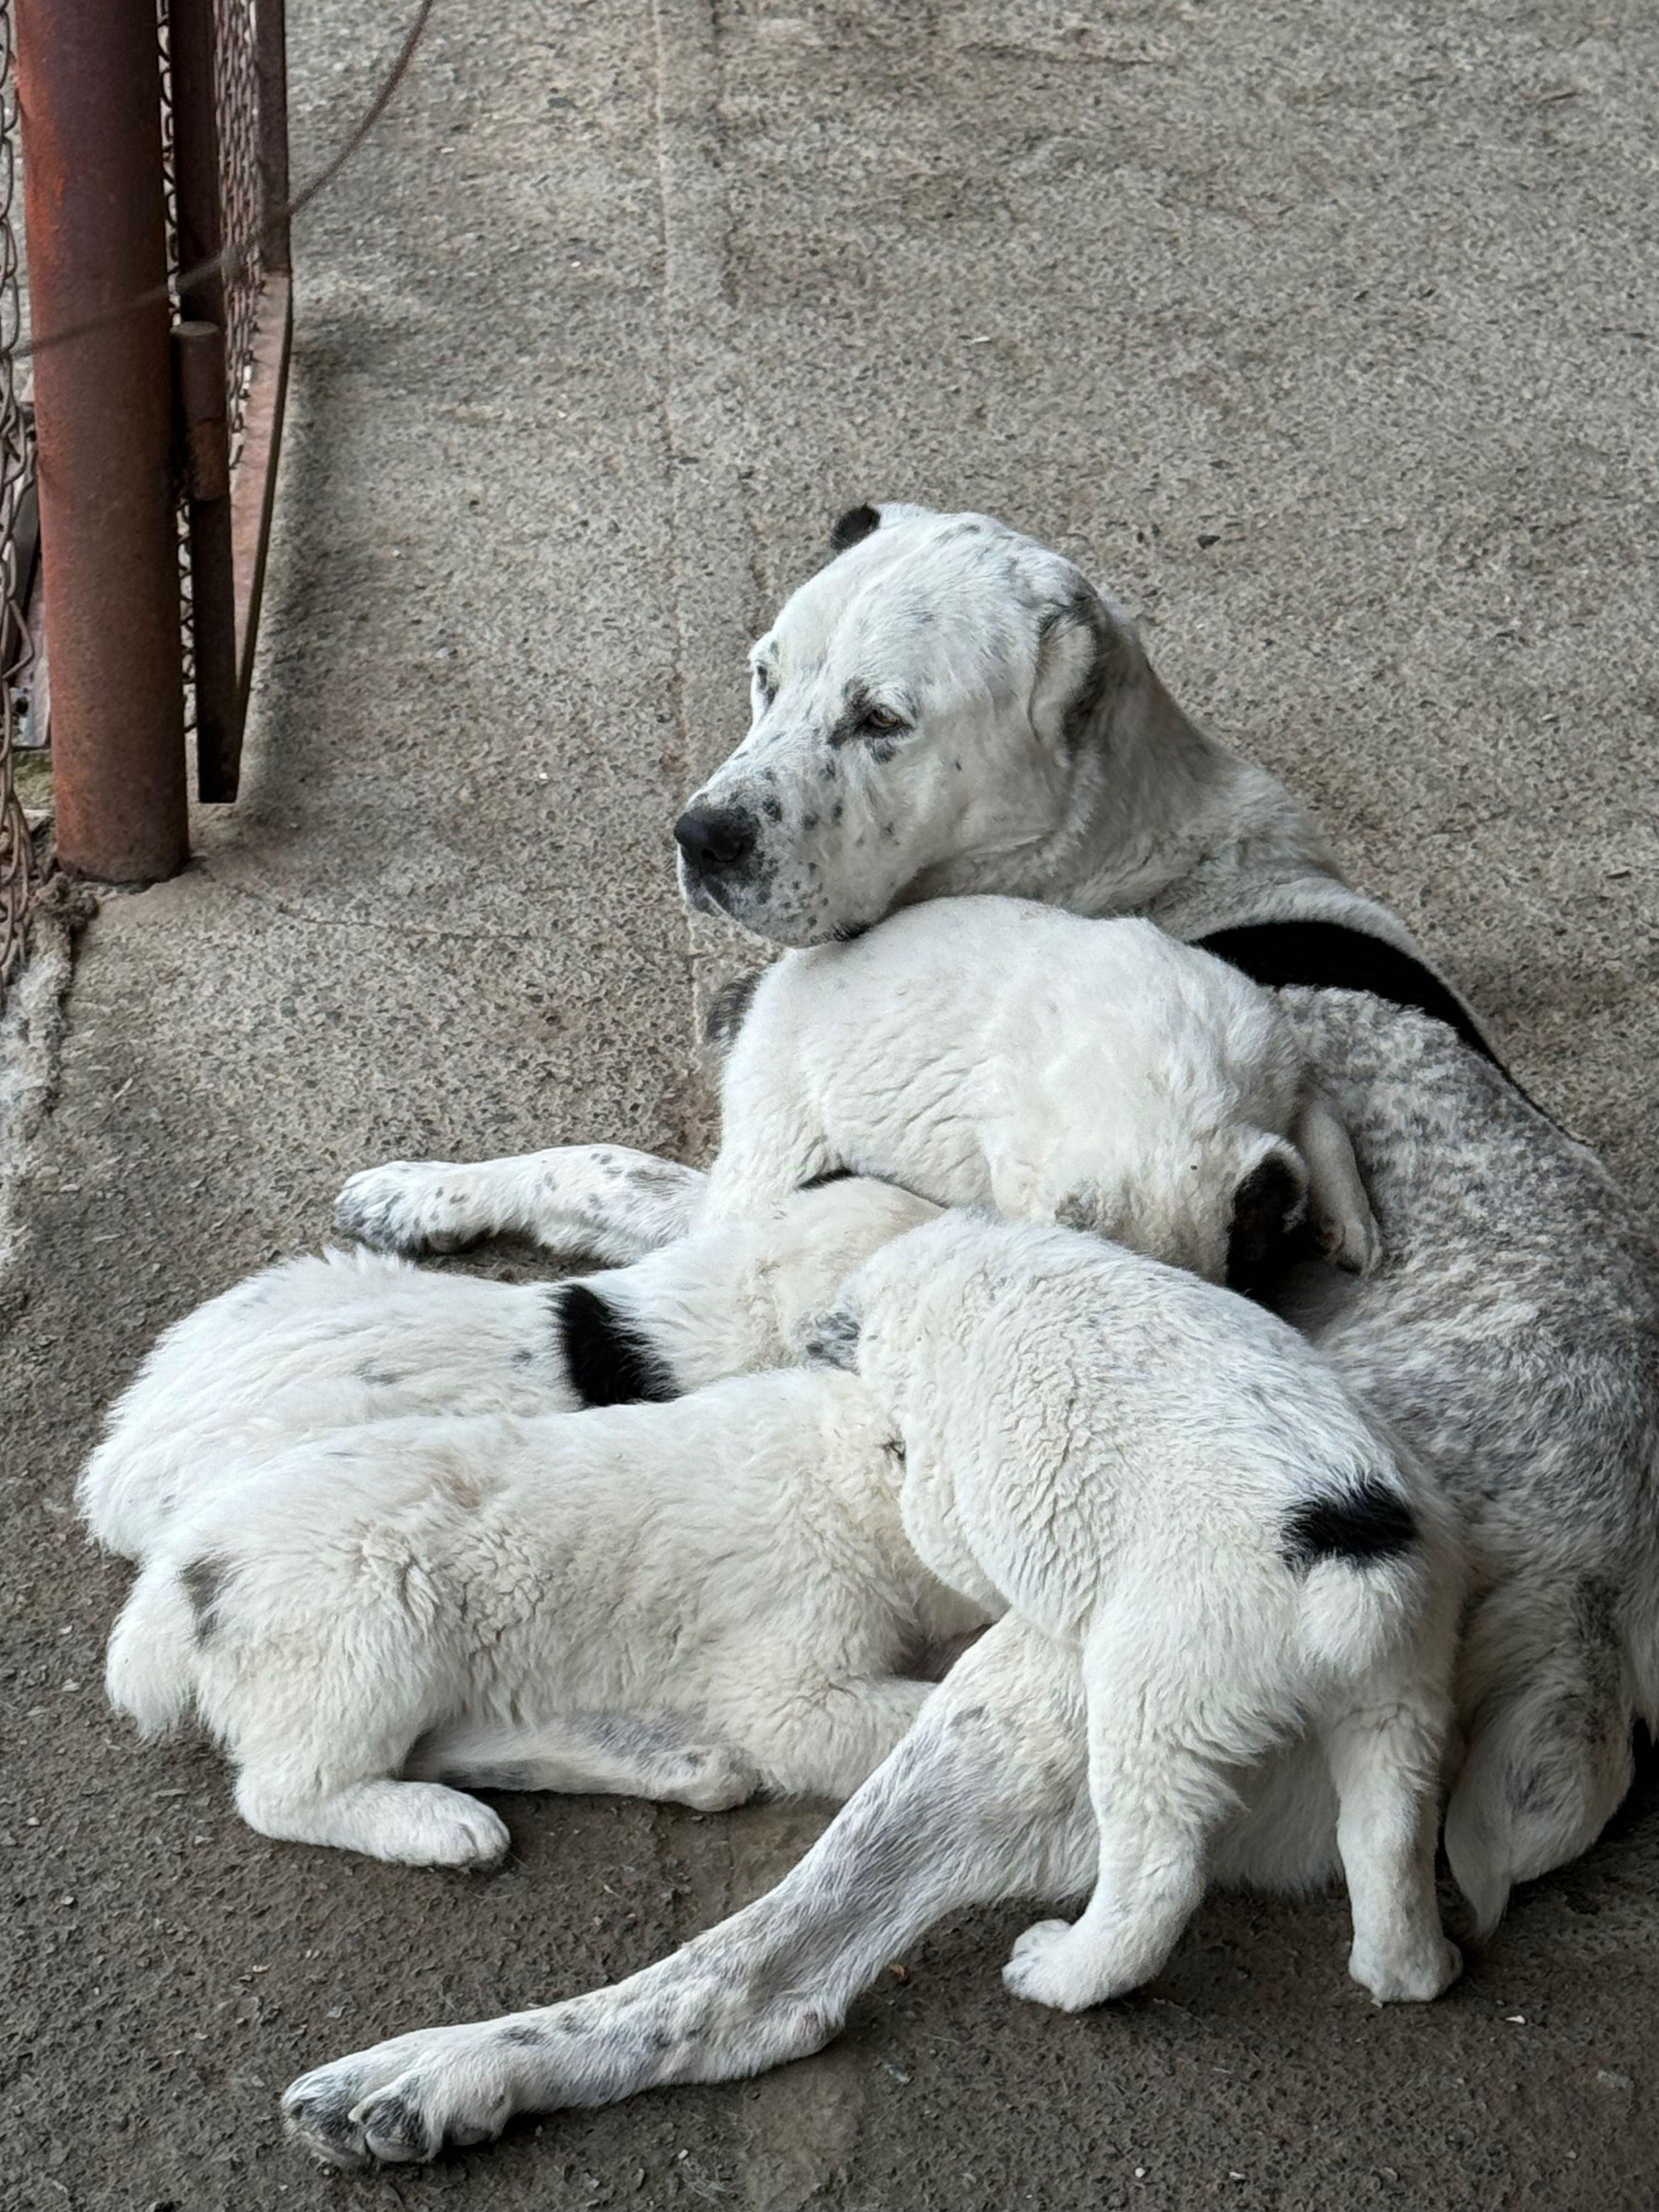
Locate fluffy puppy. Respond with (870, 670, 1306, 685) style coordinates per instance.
(704, 898, 1378, 1290)
(105, 1363, 990, 1867)
(78, 1177, 935, 1562)
(835, 1211, 1463, 2010)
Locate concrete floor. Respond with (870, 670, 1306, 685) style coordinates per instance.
(4, 0, 1658, 2205)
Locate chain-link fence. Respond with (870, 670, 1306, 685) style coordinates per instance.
(0, 0, 38, 1014)
(215, 0, 264, 451)
(160, 0, 284, 762)
(11, 0, 290, 896)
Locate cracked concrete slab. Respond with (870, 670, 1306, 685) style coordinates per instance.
(2, 0, 1656, 2206)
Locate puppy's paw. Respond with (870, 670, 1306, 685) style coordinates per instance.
(406, 1791, 512, 1870)
(669, 1744, 763, 1813)
(1350, 1934, 1463, 2005)
(334, 1161, 478, 1254)
(1002, 1917, 1109, 2013)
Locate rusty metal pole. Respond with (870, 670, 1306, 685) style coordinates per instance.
(16, 0, 187, 882)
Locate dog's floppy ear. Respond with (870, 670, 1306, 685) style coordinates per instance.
(1293, 1091, 1380, 1276)
(1028, 574, 1127, 756)
(830, 504, 882, 554)
(1225, 1137, 1311, 1296)
(828, 500, 937, 555)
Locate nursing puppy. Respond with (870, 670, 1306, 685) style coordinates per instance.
(837, 1212, 1460, 2011)
(106, 1359, 989, 1866)
(80, 1178, 932, 1563)
(704, 897, 1376, 1288)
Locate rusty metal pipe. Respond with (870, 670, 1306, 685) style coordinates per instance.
(16, 0, 186, 882)
(174, 321, 239, 802)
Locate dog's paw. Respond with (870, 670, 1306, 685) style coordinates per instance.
(669, 1744, 763, 1813)
(1350, 1933, 1463, 2005)
(1001, 1917, 1109, 2013)
(334, 1161, 479, 1254)
(399, 1790, 512, 1870)
(284, 2027, 506, 2168)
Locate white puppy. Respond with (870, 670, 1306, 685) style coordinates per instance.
(704, 899, 1378, 1289)
(105, 1363, 990, 1867)
(836, 1211, 1463, 2009)
(79, 1178, 934, 1562)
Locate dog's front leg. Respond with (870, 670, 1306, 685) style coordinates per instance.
(333, 1144, 707, 1261)
(282, 1617, 1093, 2170)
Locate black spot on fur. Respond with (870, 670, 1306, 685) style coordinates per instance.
(1226, 1152, 1308, 1297)
(498, 2023, 545, 2048)
(703, 970, 763, 1057)
(550, 1282, 678, 1407)
(1193, 918, 1537, 1104)
(1281, 1478, 1418, 1569)
(830, 503, 881, 553)
(180, 1556, 227, 1646)
(803, 1307, 861, 1371)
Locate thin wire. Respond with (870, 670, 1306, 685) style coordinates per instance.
(15, 0, 435, 362)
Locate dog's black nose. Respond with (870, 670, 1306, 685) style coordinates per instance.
(674, 805, 757, 872)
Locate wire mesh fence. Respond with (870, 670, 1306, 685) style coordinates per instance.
(0, 0, 38, 1014)
(160, 0, 273, 747)
(215, 0, 264, 452)
(7, 0, 290, 902)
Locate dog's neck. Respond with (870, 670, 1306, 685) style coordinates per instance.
(1014, 661, 1434, 963)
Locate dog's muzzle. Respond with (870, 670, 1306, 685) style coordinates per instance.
(674, 803, 758, 907)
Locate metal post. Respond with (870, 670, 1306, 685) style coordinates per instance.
(256, 0, 291, 274)
(15, 0, 186, 882)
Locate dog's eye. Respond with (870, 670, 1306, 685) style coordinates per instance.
(861, 704, 907, 736)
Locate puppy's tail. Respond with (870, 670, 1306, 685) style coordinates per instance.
(1443, 1572, 1637, 1943)
(105, 1559, 204, 1736)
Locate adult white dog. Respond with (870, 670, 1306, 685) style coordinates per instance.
(289, 503, 1659, 2165)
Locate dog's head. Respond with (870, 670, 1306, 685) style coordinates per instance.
(675, 503, 1144, 945)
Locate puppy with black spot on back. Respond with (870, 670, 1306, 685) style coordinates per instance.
(814, 1207, 1464, 2011)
